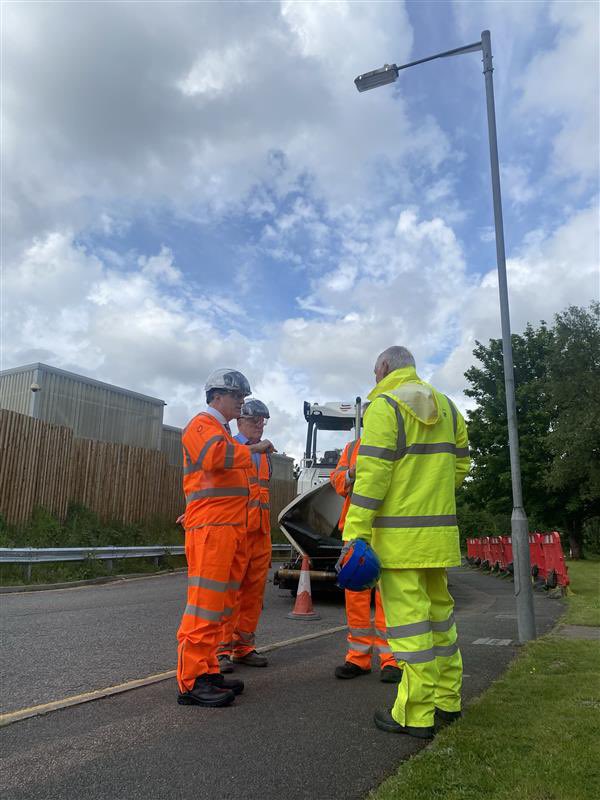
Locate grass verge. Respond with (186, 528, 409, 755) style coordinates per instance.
(369, 560, 600, 800)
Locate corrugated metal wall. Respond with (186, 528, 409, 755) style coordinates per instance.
(161, 425, 183, 466)
(0, 364, 164, 450)
(0, 366, 36, 415)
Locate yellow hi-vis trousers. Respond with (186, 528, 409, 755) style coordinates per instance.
(379, 567, 462, 728)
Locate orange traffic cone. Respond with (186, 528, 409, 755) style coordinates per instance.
(287, 555, 321, 620)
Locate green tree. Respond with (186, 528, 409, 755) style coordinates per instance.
(544, 304, 600, 557)
(461, 303, 600, 558)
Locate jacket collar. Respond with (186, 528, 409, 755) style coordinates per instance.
(367, 366, 420, 402)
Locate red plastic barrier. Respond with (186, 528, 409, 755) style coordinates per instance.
(541, 531, 570, 588)
(489, 536, 504, 571)
(529, 532, 546, 580)
(480, 536, 492, 569)
(500, 536, 513, 573)
(466, 537, 480, 564)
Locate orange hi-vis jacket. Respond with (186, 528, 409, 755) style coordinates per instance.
(182, 412, 254, 529)
(329, 438, 360, 531)
(247, 452, 272, 534)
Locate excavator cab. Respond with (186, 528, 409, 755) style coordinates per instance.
(274, 398, 364, 593)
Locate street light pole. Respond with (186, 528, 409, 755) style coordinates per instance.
(355, 29, 537, 642)
(480, 30, 536, 642)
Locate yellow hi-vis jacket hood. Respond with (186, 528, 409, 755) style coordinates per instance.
(343, 367, 470, 569)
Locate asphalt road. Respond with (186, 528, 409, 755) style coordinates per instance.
(1, 568, 563, 800)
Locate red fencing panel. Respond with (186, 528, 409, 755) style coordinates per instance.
(529, 532, 546, 579)
(541, 531, 570, 588)
(489, 536, 503, 571)
(466, 537, 479, 564)
(499, 536, 513, 572)
(480, 536, 492, 569)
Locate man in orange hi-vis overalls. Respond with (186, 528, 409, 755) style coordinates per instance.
(218, 398, 273, 672)
(176, 369, 275, 708)
(330, 440, 402, 683)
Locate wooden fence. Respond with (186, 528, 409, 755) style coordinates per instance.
(0, 410, 297, 528)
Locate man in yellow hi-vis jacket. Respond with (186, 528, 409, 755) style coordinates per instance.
(344, 346, 470, 739)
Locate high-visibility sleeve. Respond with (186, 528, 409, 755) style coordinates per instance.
(454, 411, 470, 488)
(330, 442, 353, 498)
(183, 424, 253, 473)
(343, 398, 396, 543)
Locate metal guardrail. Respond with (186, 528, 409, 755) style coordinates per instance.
(0, 544, 291, 565)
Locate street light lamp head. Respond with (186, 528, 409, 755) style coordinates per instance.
(354, 64, 399, 92)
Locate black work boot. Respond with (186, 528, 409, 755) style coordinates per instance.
(334, 661, 371, 679)
(232, 650, 268, 667)
(206, 672, 245, 695)
(380, 665, 403, 684)
(374, 709, 435, 739)
(177, 675, 236, 707)
(435, 707, 462, 724)
(218, 655, 234, 673)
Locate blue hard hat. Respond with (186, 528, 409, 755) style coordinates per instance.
(335, 539, 381, 591)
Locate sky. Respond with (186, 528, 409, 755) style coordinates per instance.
(2, 0, 598, 460)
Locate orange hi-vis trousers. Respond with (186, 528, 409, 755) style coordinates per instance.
(345, 588, 396, 670)
(177, 524, 247, 692)
(218, 529, 271, 658)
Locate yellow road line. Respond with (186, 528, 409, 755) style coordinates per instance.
(0, 624, 347, 728)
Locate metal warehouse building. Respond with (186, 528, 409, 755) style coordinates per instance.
(0, 363, 165, 450)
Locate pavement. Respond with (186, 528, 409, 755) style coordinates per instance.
(0, 567, 564, 800)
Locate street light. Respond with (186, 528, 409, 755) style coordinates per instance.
(355, 30, 536, 643)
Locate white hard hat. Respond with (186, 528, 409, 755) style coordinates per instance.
(240, 398, 270, 419)
(204, 369, 251, 397)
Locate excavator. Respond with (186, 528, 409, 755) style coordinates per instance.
(274, 397, 363, 594)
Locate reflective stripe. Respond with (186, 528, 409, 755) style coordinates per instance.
(182, 444, 194, 469)
(455, 447, 470, 458)
(184, 604, 222, 622)
(248, 500, 261, 509)
(222, 606, 234, 617)
(375, 628, 387, 639)
(186, 487, 249, 504)
(347, 439, 359, 462)
(431, 613, 455, 632)
(236, 631, 255, 644)
(373, 514, 457, 528)
(378, 394, 406, 457)
(444, 395, 458, 437)
(350, 493, 382, 510)
(434, 642, 459, 657)
(248, 476, 259, 485)
(186, 521, 246, 529)
(392, 648, 435, 664)
(260, 502, 270, 510)
(376, 644, 392, 654)
(334, 466, 349, 474)
(224, 442, 235, 469)
(387, 619, 432, 638)
(349, 627, 373, 638)
(184, 435, 225, 475)
(348, 641, 372, 654)
(228, 581, 241, 591)
(359, 444, 397, 461)
(188, 575, 229, 593)
(406, 442, 458, 455)
(259, 479, 270, 487)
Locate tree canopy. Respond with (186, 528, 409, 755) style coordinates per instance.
(459, 302, 600, 557)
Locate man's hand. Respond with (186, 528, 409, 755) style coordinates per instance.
(249, 439, 277, 455)
(176, 514, 184, 525)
